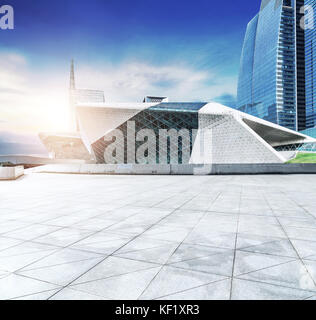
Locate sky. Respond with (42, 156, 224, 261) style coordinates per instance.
(0, 0, 260, 136)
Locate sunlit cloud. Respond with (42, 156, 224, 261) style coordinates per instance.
(0, 51, 237, 134)
(0, 52, 69, 134)
(76, 62, 237, 103)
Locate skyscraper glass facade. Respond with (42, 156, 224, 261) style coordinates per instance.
(296, 0, 307, 130)
(237, 0, 303, 131)
(305, 0, 316, 129)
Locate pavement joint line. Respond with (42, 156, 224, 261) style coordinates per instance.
(237, 247, 299, 259)
(10, 205, 162, 274)
(233, 257, 298, 277)
(67, 263, 161, 287)
(264, 192, 316, 290)
(15, 255, 106, 273)
(161, 263, 234, 279)
(7, 288, 62, 301)
(48, 185, 204, 300)
(151, 277, 231, 300)
(48, 285, 114, 301)
(137, 191, 223, 299)
(229, 187, 242, 300)
(233, 276, 316, 294)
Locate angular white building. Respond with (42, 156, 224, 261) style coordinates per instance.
(76, 101, 315, 164)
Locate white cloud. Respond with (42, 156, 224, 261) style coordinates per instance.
(0, 53, 27, 96)
(0, 52, 237, 134)
(76, 61, 237, 103)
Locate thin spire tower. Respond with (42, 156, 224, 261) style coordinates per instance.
(70, 59, 76, 90)
(69, 59, 77, 132)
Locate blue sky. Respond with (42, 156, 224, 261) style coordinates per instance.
(0, 0, 260, 134)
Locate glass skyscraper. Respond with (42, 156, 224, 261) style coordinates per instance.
(305, 0, 316, 129)
(237, 0, 306, 131)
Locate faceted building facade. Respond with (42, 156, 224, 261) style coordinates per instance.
(76, 102, 314, 165)
(237, 0, 306, 131)
(39, 132, 93, 161)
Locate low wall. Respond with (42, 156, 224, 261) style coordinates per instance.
(0, 166, 24, 180)
(29, 163, 316, 175)
(0, 155, 93, 165)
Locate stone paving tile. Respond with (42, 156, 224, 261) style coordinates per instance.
(139, 266, 227, 300)
(0, 273, 60, 300)
(0, 241, 57, 257)
(12, 289, 61, 300)
(237, 260, 316, 292)
(1, 173, 316, 300)
(17, 257, 104, 286)
(278, 217, 316, 229)
(290, 239, 316, 260)
(0, 221, 32, 235)
(157, 278, 231, 300)
(237, 239, 299, 258)
(113, 236, 176, 254)
(70, 267, 162, 299)
(233, 251, 295, 276)
(70, 238, 132, 255)
(169, 250, 235, 277)
(231, 278, 314, 300)
(166, 244, 229, 264)
(114, 243, 180, 265)
(236, 233, 285, 250)
(49, 287, 109, 300)
(20, 248, 104, 271)
(34, 228, 96, 247)
(3, 224, 63, 241)
(72, 256, 158, 285)
(72, 218, 122, 231)
(0, 249, 59, 272)
(184, 230, 237, 249)
(283, 226, 316, 242)
(302, 260, 316, 285)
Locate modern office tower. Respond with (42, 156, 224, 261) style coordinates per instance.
(296, 0, 307, 130)
(305, 0, 316, 130)
(237, 0, 306, 131)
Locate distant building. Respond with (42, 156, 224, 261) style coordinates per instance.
(143, 96, 169, 103)
(69, 60, 105, 131)
(300, 127, 316, 139)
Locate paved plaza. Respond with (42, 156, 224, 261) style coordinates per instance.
(1, 173, 316, 300)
